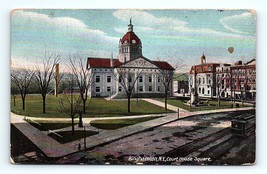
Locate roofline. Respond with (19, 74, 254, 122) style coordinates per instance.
(115, 56, 175, 70)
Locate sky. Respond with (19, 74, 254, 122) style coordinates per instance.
(11, 9, 256, 73)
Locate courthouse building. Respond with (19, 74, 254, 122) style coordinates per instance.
(87, 20, 174, 98)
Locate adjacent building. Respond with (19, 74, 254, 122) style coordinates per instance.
(189, 54, 256, 101)
(173, 73, 189, 96)
(189, 54, 230, 98)
(230, 59, 256, 100)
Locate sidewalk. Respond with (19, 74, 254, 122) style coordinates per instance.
(11, 113, 77, 158)
(142, 98, 187, 113)
(11, 106, 254, 159)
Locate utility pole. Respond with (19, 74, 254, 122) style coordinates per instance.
(84, 126, 86, 150)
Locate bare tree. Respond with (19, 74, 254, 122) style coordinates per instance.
(158, 69, 174, 111)
(216, 74, 223, 107)
(115, 68, 143, 113)
(58, 75, 82, 135)
(68, 54, 93, 114)
(34, 52, 61, 113)
(217, 67, 232, 107)
(157, 59, 182, 111)
(11, 68, 35, 110)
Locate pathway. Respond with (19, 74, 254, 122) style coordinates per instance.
(142, 98, 187, 113)
(11, 106, 254, 159)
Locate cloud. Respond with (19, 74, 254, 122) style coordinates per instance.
(113, 10, 187, 31)
(11, 10, 119, 62)
(12, 10, 109, 36)
(113, 10, 249, 39)
(220, 12, 256, 35)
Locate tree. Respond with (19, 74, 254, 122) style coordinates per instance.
(11, 68, 35, 110)
(68, 54, 93, 114)
(216, 66, 231, 107)
(58, 75, 82, 135)
(158, 69, 175, 111)
(157, 59, 182, 111)
(34, 52, 61, 113)
(115, 67, 143, 113)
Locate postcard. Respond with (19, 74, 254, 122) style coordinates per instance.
(10, 9, 256, 165)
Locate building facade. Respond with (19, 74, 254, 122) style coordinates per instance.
(87, 21, 174, 98)
(189, 54, 230, 98)
(189, 55, 256, 101)
(230, 59, 256, 100)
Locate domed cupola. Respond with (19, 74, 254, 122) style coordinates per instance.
(118, 19, 143, 63)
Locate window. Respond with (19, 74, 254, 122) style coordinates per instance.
(107, 76, 111, 83)
(107, 86, 111, 92)
(96, 76, 100, 83)
(139, 76, 143, 83)
(118, 86, 122, 92)
(203, 78, 205, 84)
(139, 86, 143, 92)
(208, 79, 211, 84)
(199, 78, 201, 84)
(207, 90, 210, 95)
(119, 76, 122, 83)
(158, 77, 160, 82)
(149, 86, 152, 91)
(199, 87, 201, 93)
(202, 88, 205, 94)
(157, 86, 160, 92)
(128, 76, 132, 83)
(95, 87, 100, 93)
(148, 76, 152, 83)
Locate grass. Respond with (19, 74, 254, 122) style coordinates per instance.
(90, 116, 161, 130)
(156, 98, 249, 112)
(11, 94, 171, 118)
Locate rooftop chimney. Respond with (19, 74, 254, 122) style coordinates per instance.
(110, 53, 114, 67)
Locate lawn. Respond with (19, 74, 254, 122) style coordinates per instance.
(156, 98, 249, 112)
(90, 116, 161, 130)
(11, 94, 171, 118)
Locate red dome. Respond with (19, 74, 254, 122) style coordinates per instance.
(121, 31, 141, 45)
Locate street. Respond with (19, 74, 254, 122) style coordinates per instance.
(84, 110, 255, 165)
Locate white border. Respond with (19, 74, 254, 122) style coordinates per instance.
(1, 0, 266, 174)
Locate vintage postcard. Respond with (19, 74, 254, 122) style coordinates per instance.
(10, 9, 256, 165)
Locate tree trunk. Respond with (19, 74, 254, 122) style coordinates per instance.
(127, 95, 131, 113)
(71, 117, 75, 135)
(165, 91, 168, 111)
(42, 94, 46, 113)
(13, 95, 16, 107)
(217, 87, 220, 107)
(22, 96, 26, 110)
(83, 99, 86, 114)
